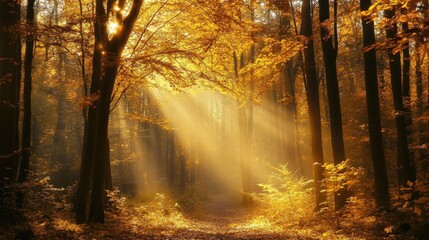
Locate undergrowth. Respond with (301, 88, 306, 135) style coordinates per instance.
(253, 164, 314, 227)
(2, 163, 428, 239)
(252, 160, 429, 239)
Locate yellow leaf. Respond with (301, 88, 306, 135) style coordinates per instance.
(368, 2, 380, 12)
(384, 226, 393, 233)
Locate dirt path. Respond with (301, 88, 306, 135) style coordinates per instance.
(192, 195, 250, 229)
(154, 195, 293, 239)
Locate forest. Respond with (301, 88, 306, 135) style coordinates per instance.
(1, 0, 429, 239)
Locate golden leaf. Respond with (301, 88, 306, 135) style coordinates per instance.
(384, 226, 393, 233)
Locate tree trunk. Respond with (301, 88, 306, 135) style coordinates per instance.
(301, 0, 326, 210)
(360, 0, 390, 207)
(15, 0, 36, 208)
(74, 10, 104, 222)
(318, 0, 347, 210)
(384, 7, 415, 186)
(75, 0, 143, 223)
(74, 57, 100, 223)
(401, 11, 416, 183)
(19, 0, 36, 184)
(0, 0, 21, 184)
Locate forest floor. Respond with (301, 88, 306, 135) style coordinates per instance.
(2, 191, 427, 240)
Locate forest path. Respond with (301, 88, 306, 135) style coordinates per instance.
(161, 194, 291, 239)
(187, 194, 252, 232)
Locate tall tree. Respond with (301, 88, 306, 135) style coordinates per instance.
(400, 7, 416, 184)
(75, 0, 143, 223)
(18, 0, 36, 184)
(0, 0, 21, 183)
(384, 6, 415, 186)
(301, 0, 326, 210)
(360, 0, 390, 207)
(318, 0, 346, 209)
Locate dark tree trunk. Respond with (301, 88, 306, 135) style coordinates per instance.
(75, 0, 143, 223)
(19, 0, 36, 184)
(15, 0, 36, 208)
(301, 0, 326, 210)
(401, 12, 416, 183)
(74, 10, 104, 223)
(318, 0, 347, 210)
(0, 0, 21, 184)
(384, 8, 415, 186)
(360, 0, 390, 207)
(89, 59, 122, 221)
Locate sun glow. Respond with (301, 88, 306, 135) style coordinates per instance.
(145, 87, 295, 200)
(108, 21, 120, 34)
(109, 82, 303, 204)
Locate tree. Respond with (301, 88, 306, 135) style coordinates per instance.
(318, 0, 347, 209)
(400, 7, 416, 185)
(15, 0, 36, 209)
(301, 0, 326, 210)
(75, 0, 143, 223)
(384, 5, 415, 186)
(0, 0, 21, 183)
(18, 0, 36, 184)
(360, 0, 390, 207)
